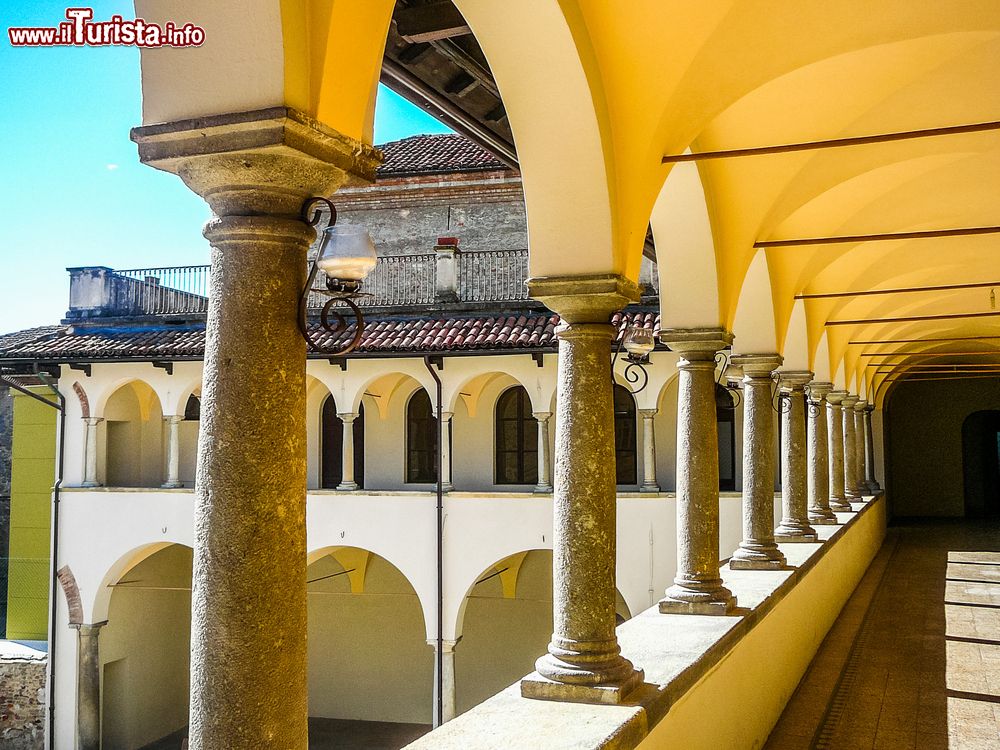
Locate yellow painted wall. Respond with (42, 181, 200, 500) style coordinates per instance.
(639, 499, 886, 750)
(5, 388, 56, 640)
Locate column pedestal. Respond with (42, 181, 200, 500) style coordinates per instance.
(639, 409, 660, 492)
(659, 328, 736, 614)
(826, 391, 852, 511)
(336, 412, 359, 491)
(162, 415, 184, 488)
(774, 371, 818, 543)
(532, 411, 553, 493)
(806, 383, 838, 525)
(429, 638, 460, 726)
(730, 354, 786, 570)
(521, 274, 643, 705)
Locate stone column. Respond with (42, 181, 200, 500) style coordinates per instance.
(441, 411, 454, 492)
(806, 382, 838, 525)
(76, 622, 104, 750)
(639, 409, 660, 492)
(730, 354, 786, 569)
(774, 372, 818, 542)
(659, 328, 736, 614)
(161, 415, 184, 488)
(854, 400, 869, 497)
(533, 411, 553, 493)
(81, 417, 102, 487)
(336, 412, 359, 491)
(521, 274, 642, 704)
(864, 404, 883, 492)
(133, 108, 380, 749)
(842, 394, 861, 500)
(429, 638, 460, 726)
(826, 391, 852, 511)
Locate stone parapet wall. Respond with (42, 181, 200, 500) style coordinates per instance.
(0, 654, 46, 749)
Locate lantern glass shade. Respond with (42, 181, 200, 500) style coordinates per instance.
(315, 225, 377, 282)
(623, 326, 654, 358)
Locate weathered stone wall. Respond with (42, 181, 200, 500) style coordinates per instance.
(1, 385, 12, 497)
(0, 656, 46, 749)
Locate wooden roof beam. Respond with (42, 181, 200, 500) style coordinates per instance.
(396, 2, 471, 44)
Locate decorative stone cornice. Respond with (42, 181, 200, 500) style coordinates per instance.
(527, 274, 639, 324)
(131, 107, 382, 217)
(807, 381, 834, 400)
(777, 370, 813, 390)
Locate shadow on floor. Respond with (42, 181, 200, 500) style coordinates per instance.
(766, 517, 1000, 750)
(139, 718, 431, 750)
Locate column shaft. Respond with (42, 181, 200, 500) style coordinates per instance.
(440, 412, 454, 491)
(430, 639, 460, 726)
(659, 329, 735, 614)
(774, 373, 817, 542)
(188, 216, 312, 749)
(827, 392, 851, 511)
(82, 417, 102, 487)
(533, 412, 553, 493)
(854, 403, 868, 497)
(807, 383, 837, 524)
(76, 623, 103, 750)
(522, 306, 641, 702)
(730, 355, 785, 569)
(639, 409, 659, 492)
(162, 415, 183, 488)
(337, 413, 358, 491)
(864, 406, 882, 492)
(843, 395, 860, 499)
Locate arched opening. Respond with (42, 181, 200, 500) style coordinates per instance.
(716, 384, 737, 492)
(178, 393, 200, 487)
(102, 381, 164, 487)
(456, 549, 631, 716)
(307, 548, 431, 745)
(495, 386, 537, 485)
(100, 544, 192, 749)
(962, 410, 1000, 518)
(613, 384, 637, 486)
(321, 396, 365, 490)
(407, 390, 438, 484)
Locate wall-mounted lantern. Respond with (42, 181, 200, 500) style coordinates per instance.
(614, 325, 654, 394)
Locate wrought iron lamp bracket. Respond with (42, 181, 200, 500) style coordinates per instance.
(715, 351, 742, 410)
(612, 330, 650, 395)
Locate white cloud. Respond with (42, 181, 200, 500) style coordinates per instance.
(106, 164, 119, 171)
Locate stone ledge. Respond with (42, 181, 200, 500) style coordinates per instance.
(404, 495, 884, 750)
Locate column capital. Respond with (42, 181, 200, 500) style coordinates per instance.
(71, 621, 108, 635)
(163, 414, 183, 425)
(527, 274, 639, 324)
(863, 402, 877, 414)
(777, 370, 813, 390)
(440, 410, 454, 422)
(853, 399, 869, 411)
(131, 107, 380, 217)
(337, 412, 359, 423)
(660, 326, 734, 360)
(731, 353, 782, 377)
(532, 411, 552, 421)
(807, 381, 834, 400)
(84, 416, 103, 425)
(826, 390, 848, 405)
(841, 394, 859, 408)
(427, 637, 462, 652)
(638, 408, 658, 418)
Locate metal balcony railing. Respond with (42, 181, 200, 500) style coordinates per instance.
(458, 249, 529, 302)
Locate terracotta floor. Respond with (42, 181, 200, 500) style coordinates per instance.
(766, 518, 1000, 750)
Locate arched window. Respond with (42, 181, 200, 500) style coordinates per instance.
(495, 386, 538, 485)
(407, 390, 438, 483)
(614, 384, 637, 485)
(183, 394, 200, 421)
(321, 397, 365, 489)
(716, 384, 736, 491)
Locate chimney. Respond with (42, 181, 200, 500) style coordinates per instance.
(434, 237, 460, 303)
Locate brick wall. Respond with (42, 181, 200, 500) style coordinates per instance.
(0, 655, 46, 749)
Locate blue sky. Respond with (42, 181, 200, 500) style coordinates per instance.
(0, 2, 452, 333)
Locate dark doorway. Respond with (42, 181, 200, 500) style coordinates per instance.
(716, 384, 736, 491)
(321, 397, 365, 489)
(961, 410, 1000, 517)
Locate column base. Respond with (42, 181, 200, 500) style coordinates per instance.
(80, 482, 101, 488)
(730, 543, 786, 570)
(336, 482, 359, 491)
(774, 527, 819, 543)
(639, 483, 661, 493)
(442, 482, 454, 492)
(533, 484, 553, 494)
(160, 481, 184, 489)
(659, 582, 736, 615)
(829, 497, 852, 512)
(808, 508, 839, 525)
(520, 666, 643, 705)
